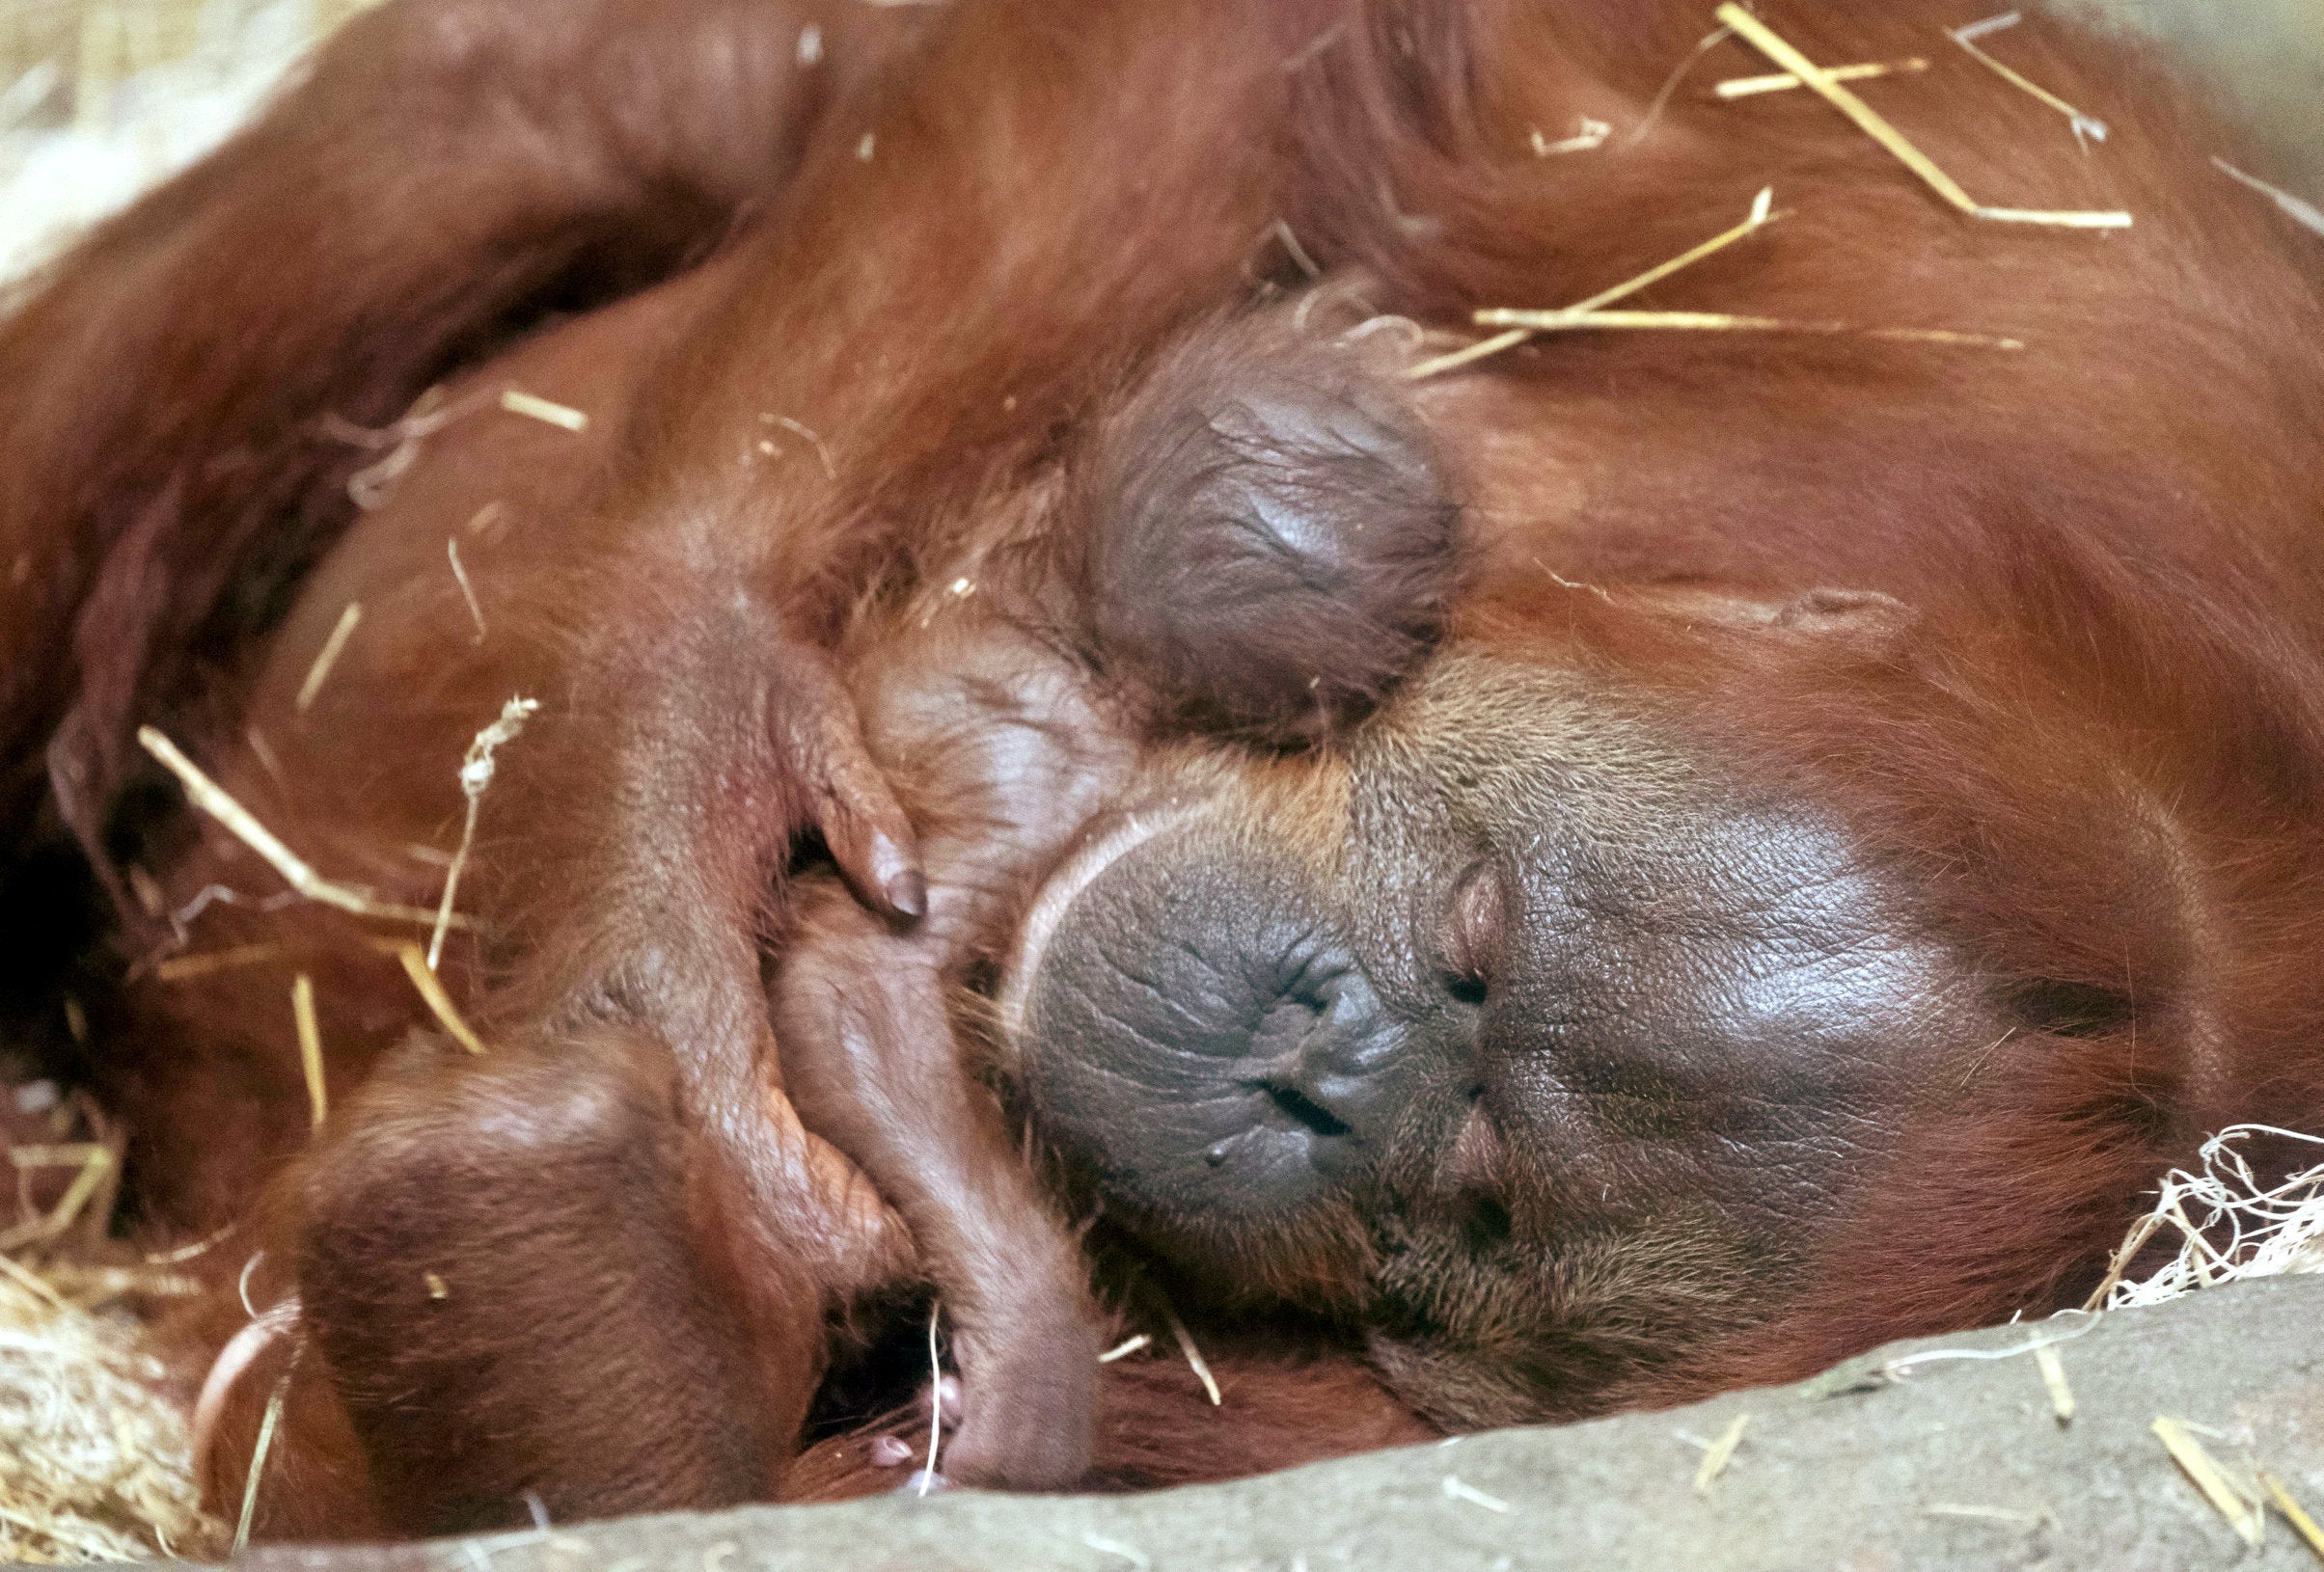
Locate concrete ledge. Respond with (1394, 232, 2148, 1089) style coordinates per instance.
(238, 1276, 2324, 1571)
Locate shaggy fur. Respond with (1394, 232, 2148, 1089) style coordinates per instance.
(0, 0, 2318, 1542)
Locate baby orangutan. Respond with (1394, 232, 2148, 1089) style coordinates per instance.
(769, 312, 1457, 1484)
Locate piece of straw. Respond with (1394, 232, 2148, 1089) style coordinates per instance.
(1442, 1476, 1512, 1513)
(153, 941, 291, 983)
(1972, 206, 2131, 229)
(291, 975, 326, 1128)
(1947, 14, 2107, 145)
(36, 1260, 202, 1302)
(0, 1250, 70, 1311)
(498, 389, 588, 432)
(1269, 217, 1322, 278)
(2153, 1417, 2264, 1546)
(1925, 1504, 2047, 1526)
(390, 943, 486, 1055)
(1694, 1412, 1749, 1494)
(1951, 12, 2022, 41)
(2084, 1210, 2163, 1310)
(0, 1142, 112, 1251)
(1080, 1534, 1151, 1570)
(1530, 116, 1611, 153)
(1713, 5, 2128, 230)
(427, 696, 536, 970)
(1098, 1333, 1151, 1363)
(1714, 59, 1926, 99)
(146, 1225, 233, 1265)
(231, 1372, 289, 1555)
(2259, 1471, 2324, 1563)
(48, 1145, 111, 1238)
(769, 415, 838, 480)
(919, 1303, 943, 1495)
(323, 390, 484, 512)
(1470, 307, 2023, 349)
(2093, 1125, 2324, 1310)
(19, 1118, 124, 1258)
(2215, 159, 2324, 240)
(447, 539, 485, 643)
(138, 727, 456, 930)
(2033, 1342, 2074, 1424)
(1879, 1315, 2097, 1381)
(1627, 23, 1735, 149)
(1408, 186, 1779, 379)
(6, 1142, 109, 1166)
(1716, 6, 1972, 207)
(294, 604, 362, 713)
(1156, 1292, 1221, 1405)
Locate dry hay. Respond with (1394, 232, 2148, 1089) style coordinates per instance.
(4, 1080, 222, 1562)
(1, 0, 373, 286)
(0, 1266, 222, 1562)
(2092, 1124, 2324, 1310)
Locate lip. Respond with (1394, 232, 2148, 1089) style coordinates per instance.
(991, 792, 1214, 1073)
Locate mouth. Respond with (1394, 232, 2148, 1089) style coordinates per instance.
(990, 792, 1214, 1074)
(992, 782, 1416, 1226)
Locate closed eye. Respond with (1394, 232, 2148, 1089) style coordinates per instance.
(1439, 855, 1508, 1001)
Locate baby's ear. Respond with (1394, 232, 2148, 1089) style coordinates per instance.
(1075, 314, 1460, 745)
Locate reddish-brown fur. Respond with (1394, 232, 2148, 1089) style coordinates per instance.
(1, 0, 2320, 1542)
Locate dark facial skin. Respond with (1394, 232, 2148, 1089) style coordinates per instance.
(993, 654, 2011, 1426)
(775, 320, 2010, 1438)
(766, 309, 1456, 1482)
(755, 282, 2081, 1448)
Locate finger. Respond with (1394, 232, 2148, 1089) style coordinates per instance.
(814, 732, 927, 921)
(772, 651, 926, 920)
(803, 1122, 918, 1287)
(760, 1079, 916, 1292)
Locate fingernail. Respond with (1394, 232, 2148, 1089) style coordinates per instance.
(934, 1373, 963, 1424)
(886, 868, 928, 919)
(870, 1435, 914, 1467)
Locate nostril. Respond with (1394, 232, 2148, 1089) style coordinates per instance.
(1258, 1081, 1353, 1140)
(1461, 1196, 1514, 1252)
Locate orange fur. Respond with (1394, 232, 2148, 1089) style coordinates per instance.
(0, 0, 2317, 1539)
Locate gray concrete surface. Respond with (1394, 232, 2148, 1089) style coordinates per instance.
(235, 1276, 2324, 1571)
(2068, 0, 2324, 193)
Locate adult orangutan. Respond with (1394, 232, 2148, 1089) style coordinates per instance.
(0, 0, 2319, 1541)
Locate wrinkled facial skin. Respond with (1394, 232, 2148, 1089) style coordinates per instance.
(1001, 654, 2012, 1427)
